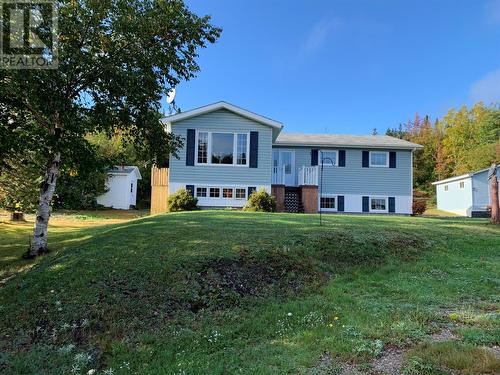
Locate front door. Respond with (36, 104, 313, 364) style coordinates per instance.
(273, 150, 295, 186)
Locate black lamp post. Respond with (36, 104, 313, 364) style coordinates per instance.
(319, 157, 335, 226)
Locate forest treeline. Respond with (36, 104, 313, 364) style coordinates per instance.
(386, 102, 499, 194)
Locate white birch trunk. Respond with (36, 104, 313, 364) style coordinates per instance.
(28, 152, 61, 257)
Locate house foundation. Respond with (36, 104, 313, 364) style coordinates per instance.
(300, 185, 318, 214)
(271, 184, 285, 212)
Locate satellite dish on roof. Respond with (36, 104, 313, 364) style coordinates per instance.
(166, 88, 176, 104)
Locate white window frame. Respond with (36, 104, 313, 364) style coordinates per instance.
(444, 185, 449, 192)
(209, 187, 221, 198)
(459, 181, 465, 189)
(222, 187, 234, 198)
(319, 194, 337, 212)
(194, 185, 250, 201)
(319, 150, 338, 167)
(370, 196, 388, 213)
(195, 130, 250, 167)
(196, 187, 207, 197)
(235, 188, 246, 200)
(369, 151, 389, 168)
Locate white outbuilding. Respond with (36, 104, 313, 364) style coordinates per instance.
(97, 166, 142, 210)
(432, 165, 499, 217)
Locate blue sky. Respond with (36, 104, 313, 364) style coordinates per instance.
(165, 0, 500, 135)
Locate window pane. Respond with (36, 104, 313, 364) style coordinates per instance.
(211, 133, 234, 164)
(197, 132, 208, 163)
(210, 188, 220, 198)
(281, 151, 292, 174)
(321, 151, 337, 165)
(235, 188, 246, 199)
(237, 134, 247, 165)
(320, 197, 336, 209)
(223, 188, 233, 198)
(196, 187, 206, 197)
(371, 198, 386, 210)
(370, 152, 387, 166)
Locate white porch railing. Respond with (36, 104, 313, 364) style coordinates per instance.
(272, 166, 285, 184)
(298, 166, 318, 186)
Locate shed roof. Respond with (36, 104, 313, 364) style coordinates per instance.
(432, 165, 499, 185)
(107, 166, 142, 179)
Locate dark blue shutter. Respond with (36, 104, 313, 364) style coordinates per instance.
(338, 150, 346, 167)
(311, 149, 318, 166)
(362, 196, 369, 212)
(388, 197, 396, 213)
(362, 151, 369, 168)
(338, 196, 344, 212)
(186, 185, 194, 197)
(186, 129, 195, 166)
(389, 151, 396, 168)
(249, 131, 258, 168)
(248, 186, 256, 197)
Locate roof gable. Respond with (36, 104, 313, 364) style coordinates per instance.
(161, 101, 283, 139)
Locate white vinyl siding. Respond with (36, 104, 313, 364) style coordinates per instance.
(170, 109, 272, 186)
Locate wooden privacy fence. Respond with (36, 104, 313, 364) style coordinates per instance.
(150, 166, 169, 215)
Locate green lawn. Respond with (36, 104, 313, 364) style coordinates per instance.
(0, 211, 498, 374)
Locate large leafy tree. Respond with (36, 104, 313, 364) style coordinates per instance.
(0, 0, 221, 257)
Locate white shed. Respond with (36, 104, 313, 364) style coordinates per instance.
(97, 166, 142, 210)
(432, 165, 499, 217)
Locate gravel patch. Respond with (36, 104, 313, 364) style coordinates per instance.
(428, 328, 458, 342)
(371, 348, 404, 375)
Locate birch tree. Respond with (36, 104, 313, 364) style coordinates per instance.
(0, 0, 221, 257)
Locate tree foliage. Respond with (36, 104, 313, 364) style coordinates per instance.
(0, 0, 221, 256)
(387, 102, 499, 193)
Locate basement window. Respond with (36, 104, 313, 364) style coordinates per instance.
(235, 188, 246, 199)
(320, 196, 336, 209)
(370, 197, 387, 212)
(209, 188, 220, 198)
(223, 188, 233, 198)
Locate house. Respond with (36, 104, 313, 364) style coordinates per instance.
(162, 102, 422, 214)
(432, 165, 499, 217)
(97, 166, 142, 210)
